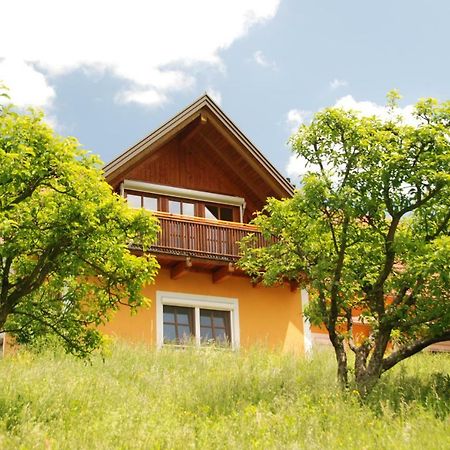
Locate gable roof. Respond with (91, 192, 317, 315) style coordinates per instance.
(103, 94, 294, 198)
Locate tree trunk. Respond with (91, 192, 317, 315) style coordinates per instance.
(333, 343, 348, 388)
(354, 363, 381, 397)
(354, 331, 391, 396)
(0, 303, 9, 331)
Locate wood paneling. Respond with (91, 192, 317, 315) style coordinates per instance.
(118, 121, 276, 219)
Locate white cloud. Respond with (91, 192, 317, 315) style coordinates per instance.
(285, 108, 311, 181)
(286, 108, 309, 134)
(253, 50, 277, 70)
(115, 89, 168, 107)
(329, 78, 348, 90)
(0, 58, 55, 108)
(206, 88, 222, 105)
(286, 154, 309, 180)
(286, 95, 419, 180)
(335, 95, 418, 125)
(1, 0, 280, 109)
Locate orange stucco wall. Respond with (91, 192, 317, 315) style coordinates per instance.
(101, 268, 306, 354)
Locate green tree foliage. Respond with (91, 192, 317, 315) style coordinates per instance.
(0, 103, 160, 356)
(239, 94, 450, 393)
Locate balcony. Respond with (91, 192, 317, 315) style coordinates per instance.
(150, 212, 267, 262)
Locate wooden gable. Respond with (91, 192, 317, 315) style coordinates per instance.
(104, 95, 294, 219)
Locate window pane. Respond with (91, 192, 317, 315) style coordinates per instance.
(178, 325, 192, 341)
(200, 327, 212, 341)
(205, 205, 219, 220)
(163, 324, 177, 342)
(213, 314, 226, 328)
(143, 196, 158, 211)
(163, 308, 175, 323)
(163, 305, 194, 344)
(176, 309, 191, 325)
(200, 309, 231, 345)
(169, 200, 181, 214)
(214, 329, 228, 343)
(220, 207, 233, 222)
(200, 312, 212, 327)
(182, 202, 195, 216)
(127, 194, 141, 208)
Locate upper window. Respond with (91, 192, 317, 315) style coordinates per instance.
(126, 191, 158, 211)
(124, 187, 239, 222)
(168, 199, 195, 216)
(204, 205, 234, 221)
(121, 181, 244, 222)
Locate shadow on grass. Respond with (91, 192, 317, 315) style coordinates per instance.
(366, 369, 450, 419)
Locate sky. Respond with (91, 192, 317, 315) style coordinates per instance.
(2, 0, 450, 184)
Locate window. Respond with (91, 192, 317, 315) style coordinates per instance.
(163, 305, 194, 344)
(204, 204, 234, 221)
(168, 199, 195, 216)
(157, 291, 239, 349)
(199, 309, 230, 343)
(125, 191, 158, 211)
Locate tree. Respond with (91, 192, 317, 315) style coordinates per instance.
(0, 103, 160, 356)
(239, 94, 450, 394)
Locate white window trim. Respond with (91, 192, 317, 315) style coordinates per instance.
(156, 291, 240, 349)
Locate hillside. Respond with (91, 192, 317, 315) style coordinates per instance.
(0, 343, 449, 449)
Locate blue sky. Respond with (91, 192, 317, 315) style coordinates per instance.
(2, 0, 449, 183)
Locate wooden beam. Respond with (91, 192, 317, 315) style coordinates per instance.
(213, 263, 235, 284)
(197, 133, 264, 209)
(251, 276, 263, 288)
(202, 111, 289, 198)
(171, 258, 192, 280)
(180, 114, 208, 146)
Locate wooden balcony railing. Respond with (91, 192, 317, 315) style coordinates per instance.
(150, 212, 268, 261)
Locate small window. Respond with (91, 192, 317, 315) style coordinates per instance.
(219, 207, 233, 222)
(182, 202, 195, 216)
(143, 196, 158, 211)
(168, 199, 195, 216)
(126, 191, 158, 211)
(205, 204, 234, 221)
(168, 200, 181, 215)
(205, 205, 219, 220)
(127, 194, 142, 208)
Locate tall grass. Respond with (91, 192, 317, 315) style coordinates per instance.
(0, 343, 448, 449)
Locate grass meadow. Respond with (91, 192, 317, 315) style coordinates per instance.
(0, 342, 448, 449)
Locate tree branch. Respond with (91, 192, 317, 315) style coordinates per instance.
(426, 208, 450, 242)
(382, 331, 450, 372)
(399, 184, 444, 216)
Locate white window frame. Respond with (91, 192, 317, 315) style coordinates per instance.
(156, 291, 240, 349)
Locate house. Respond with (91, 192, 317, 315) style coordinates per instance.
(101, 94, 312, 353)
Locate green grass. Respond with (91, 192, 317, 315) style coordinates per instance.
(0, 343, 449, 450)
